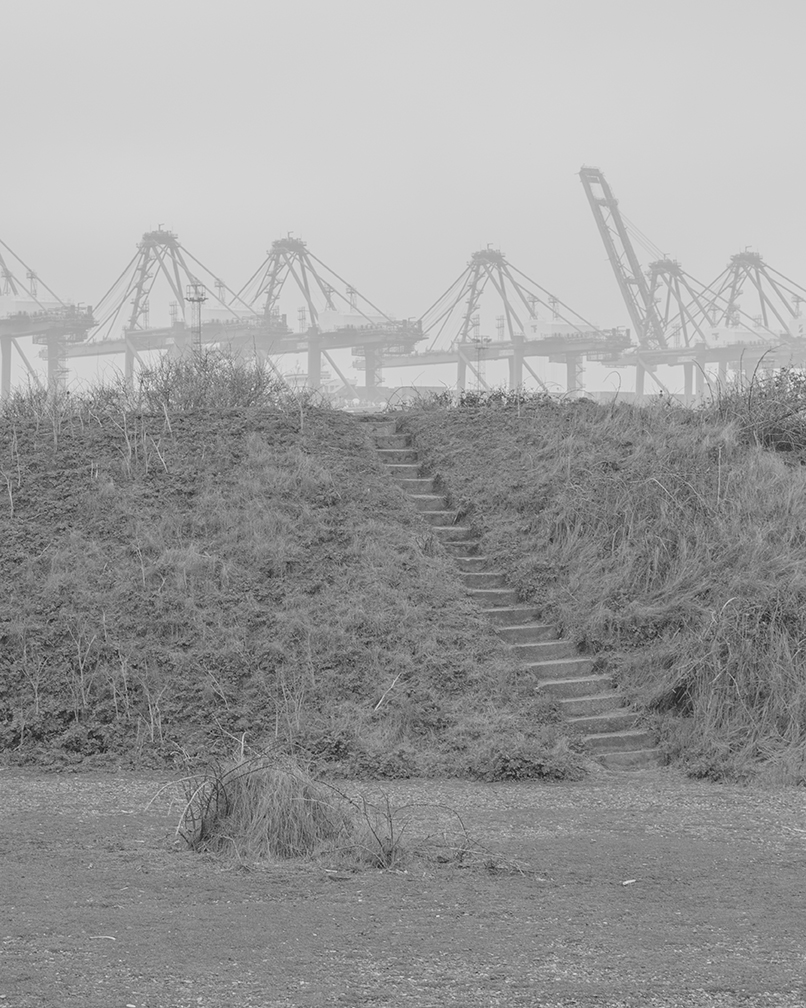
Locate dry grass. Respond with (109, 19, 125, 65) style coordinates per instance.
(174, 749, 536, 873)
(0, 355, 581, 780)
(177, 751, 354, 861)
(400, 384, 806, 783)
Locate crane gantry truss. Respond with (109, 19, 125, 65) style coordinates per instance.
(0, 238, 95, 396)
(380, 247, 630, 393)
(56, 231, 423, 398)
(579, 166, 806, 399)
(4, 187, 806, 403)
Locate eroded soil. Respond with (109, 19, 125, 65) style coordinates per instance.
(1, 767, 805, 1007)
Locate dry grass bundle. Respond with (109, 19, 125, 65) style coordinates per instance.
(177, 752, 354, 860)
(172, 751, 535, 873)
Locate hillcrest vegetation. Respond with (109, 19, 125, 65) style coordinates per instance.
(0, 353, 575, 780)
(401, 372, 806, 784)
(4, 355, 806, 784)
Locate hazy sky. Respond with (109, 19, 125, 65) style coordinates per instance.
(2, 0, 805, 387)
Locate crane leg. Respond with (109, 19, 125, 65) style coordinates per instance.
(509, 347, 523, 390)
(124, 345, 135, 387)
(47, 337, 67, 393)
(1, 339, 10, 400)
(307, 340, 321, 390)
(565, 355, 583, 396)
(683, 362, 694, 405)
(695, 364, 706, 400)
(364, 347, 379, 389)
(457, 353, 467, 392)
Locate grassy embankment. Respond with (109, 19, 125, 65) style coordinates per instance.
(0, 355, 578, 779)
(399, 376, 806, 783)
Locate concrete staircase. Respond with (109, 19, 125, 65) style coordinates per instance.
(367, 419, 657, 771)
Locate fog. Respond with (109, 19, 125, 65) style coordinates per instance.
(1, 0, 804, 394)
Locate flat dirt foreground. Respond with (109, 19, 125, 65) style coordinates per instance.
(1, 766, 805, 1008)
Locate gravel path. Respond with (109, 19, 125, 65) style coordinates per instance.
(2, 766, 805, 1007)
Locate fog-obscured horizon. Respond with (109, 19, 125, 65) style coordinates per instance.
(2, 0, 803, 391)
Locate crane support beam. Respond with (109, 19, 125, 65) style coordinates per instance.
(579, 166, 667, 350)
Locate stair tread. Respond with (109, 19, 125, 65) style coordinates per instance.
(558, 692, 619, 703)
(540, 673, 611, 685)
(498, 623, 553, 631)
(481, 606, 539, 614)
(568, 710, 632, 724)
(523, 655, 594, 667)
(583, 728, 651, 741)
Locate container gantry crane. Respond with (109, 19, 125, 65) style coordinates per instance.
(236, 236, 423, 392)
(579, 166, 806, 399)
(64, 232, 422, 398)
(380, 246, 630, 394)
(0, 237, 95, 397)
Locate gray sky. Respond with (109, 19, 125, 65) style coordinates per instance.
(2, 0, 804, 388)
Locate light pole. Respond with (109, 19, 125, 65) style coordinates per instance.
(184, 281, 207, 352)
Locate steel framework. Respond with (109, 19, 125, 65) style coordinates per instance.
(379, 247, 630, 393)
(0, 238, 95, 397)
(579, 166, 806, 400)
(235, 236, 422, 391)
(58, 231, 423, 398)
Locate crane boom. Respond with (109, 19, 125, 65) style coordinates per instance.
(579, 166, 667, 350)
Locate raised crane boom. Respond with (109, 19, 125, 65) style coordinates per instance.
(579, 166, 667, 350)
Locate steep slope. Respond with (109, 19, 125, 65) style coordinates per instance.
(372, 419, 656, 768)
(0, 391, 581, 779)
(399, 394, 806, 783)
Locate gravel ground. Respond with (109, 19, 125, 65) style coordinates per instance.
(2, 765, 805, 1007)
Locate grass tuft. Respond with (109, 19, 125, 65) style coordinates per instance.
(177, 751, 353, 860)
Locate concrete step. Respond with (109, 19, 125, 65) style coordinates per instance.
(539, 674, 613, 699)
(467, 587, 519, 607)
(441, 540, 483, 556)
(482, 605, 541, 626)
(374, 434, 411, 449)
(431, 525, 475, 542)
(568, 710, 637, 734)
(583, 729, 654, 754)
(384, 464, 421, 479)
(377, 448, 420, 464)
(509, 639, 577, 661)
(598, 749, 659, 770)
(453, 556, 491, 572)
(455, 556, 490, 572)
(497, 623, 557, 643)
(522, 656, 595, 680)
(461, 571, 507, 589)
(363, 420, 397, 436)
(395, 478, 436, 494)
(409, 494, 449, 512)
(558, 693, 620, 717)
(422, 510, 460, 527)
